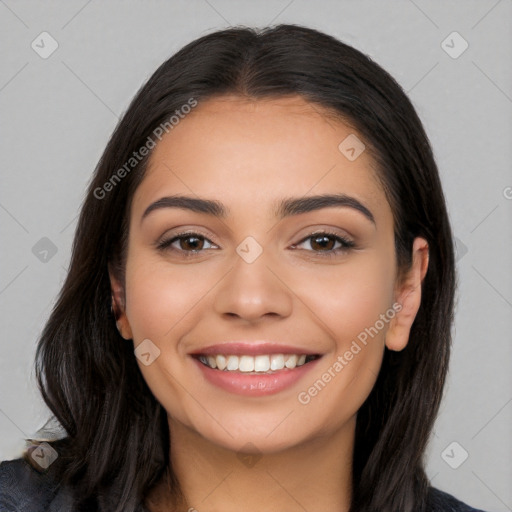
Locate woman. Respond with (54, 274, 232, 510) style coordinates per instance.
(0, 24, 487, 512)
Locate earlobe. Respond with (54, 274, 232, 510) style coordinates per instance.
(108, 265, 133, 341)
(385, 237, 429, 352)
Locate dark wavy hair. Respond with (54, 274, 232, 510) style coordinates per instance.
(32, 24, 455, 512)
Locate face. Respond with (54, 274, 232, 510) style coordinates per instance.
(112, 95, 424, 454)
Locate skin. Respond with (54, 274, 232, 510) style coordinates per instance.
(110, 95, 429, 512)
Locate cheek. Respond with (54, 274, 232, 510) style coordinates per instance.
(292, 251, 396, 347)
(124, 256, 214, 342)
(290, 252, 395, 424)
(122, 256, 207, 425)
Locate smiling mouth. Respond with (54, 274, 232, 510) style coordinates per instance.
(194, 353, 321, 373)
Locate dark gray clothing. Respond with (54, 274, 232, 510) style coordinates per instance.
(0, 457, 490, 512)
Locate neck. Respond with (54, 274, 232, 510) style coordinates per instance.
(147, 417, 355, 512)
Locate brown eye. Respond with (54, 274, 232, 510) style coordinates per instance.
(156, 232, 216, 254)
(179, 235, 205, 251)
(310, 234, 336, 251)
(293, 231, 355, 256)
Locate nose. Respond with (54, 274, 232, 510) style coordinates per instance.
(213, 248, 293, 323)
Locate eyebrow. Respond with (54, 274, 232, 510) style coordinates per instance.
(141, 193, 375, 225)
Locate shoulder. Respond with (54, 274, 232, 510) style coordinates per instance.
(426, 486, 489, 512)
(0, 456, 73, 512)
(0, 454, 149, 512)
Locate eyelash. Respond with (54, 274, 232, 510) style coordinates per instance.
(291, 231, 355, 258)
(156, 230, 355, 259)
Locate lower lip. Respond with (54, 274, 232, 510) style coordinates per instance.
(192, 357, 321, 396)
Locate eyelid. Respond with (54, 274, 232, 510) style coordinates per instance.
(292, 230, 355, 250)
(157, 227, 219, 244)
(292, 225, 354, 243)
(156, 230, 219, 252)
(289, 237, 354, 263)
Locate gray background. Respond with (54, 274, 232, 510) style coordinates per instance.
(1, 1, 511, 510)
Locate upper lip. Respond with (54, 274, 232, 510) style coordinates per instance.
(189, 342, 320, 356)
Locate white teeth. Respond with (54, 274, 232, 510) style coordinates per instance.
(199, 353, 314, 372)
(270, 354, 285, 371)
(226, 355, 239, 371)
(285, 354, 298, 369)
(254, 355, 270, 372)
(239, 355, 254, 372)
(216, 354, 227, 370)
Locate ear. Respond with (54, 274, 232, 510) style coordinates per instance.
(385, 237, 429, 352)
(108, 264, 133, 341)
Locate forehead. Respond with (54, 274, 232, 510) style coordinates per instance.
(132, 95, 391, 225)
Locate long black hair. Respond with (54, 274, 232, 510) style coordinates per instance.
(33, 24, 455, 512)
